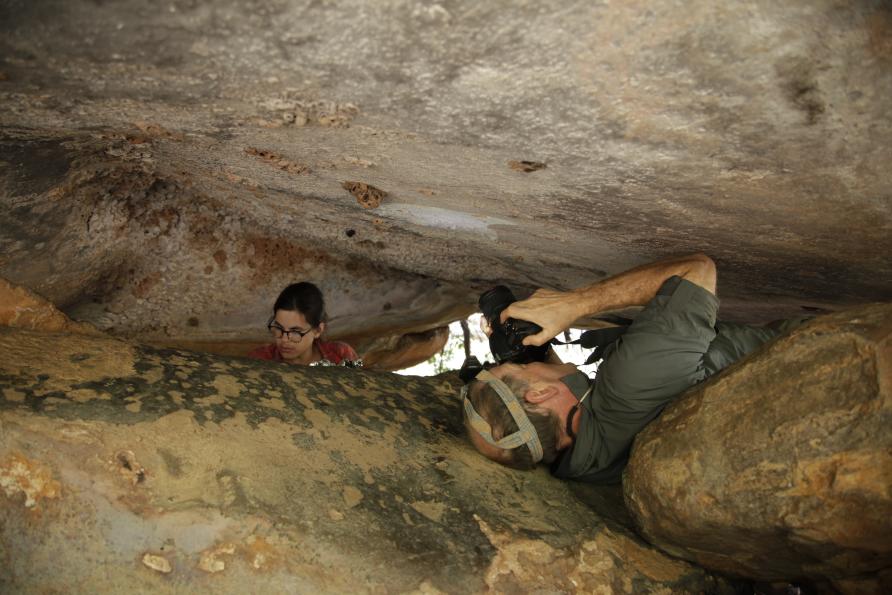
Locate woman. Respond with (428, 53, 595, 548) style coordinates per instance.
(248, 282, 360, 366)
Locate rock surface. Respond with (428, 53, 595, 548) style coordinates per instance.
(1, 0, 891, 357)
(359, 326, 451, 371)
(0, 276, 101, 336)
(0, 327, 738, 593)
(624, 304, 892, 586)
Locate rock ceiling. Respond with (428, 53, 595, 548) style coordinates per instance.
(1, 0, 890, 357)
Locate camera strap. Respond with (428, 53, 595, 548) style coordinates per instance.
(550, 317, 632, 364)
(565, 383, 593, 440)
(461, 370, 544, 463)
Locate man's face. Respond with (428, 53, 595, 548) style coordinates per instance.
(465, 360, 577, 462)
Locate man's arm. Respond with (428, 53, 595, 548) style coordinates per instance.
(501, 253, 717, 346)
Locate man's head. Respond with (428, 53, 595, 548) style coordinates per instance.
(462, 362, 580, 469)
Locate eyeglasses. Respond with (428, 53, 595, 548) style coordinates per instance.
(267, 321, 314, 342)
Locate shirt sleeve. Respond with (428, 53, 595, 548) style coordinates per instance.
(554, 277, 721, 483)
(247, 344, 278, 360)
(600, 276, 718, 402)
(593, 276, 719, 444)
(338, 342, 360, 362)
(319, 341, 359, 364)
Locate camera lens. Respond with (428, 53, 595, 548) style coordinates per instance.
(478, 285, 549, 365)
(478, 285, 516, 323)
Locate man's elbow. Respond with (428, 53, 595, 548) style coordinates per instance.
(684, 253, 717, 294)
(690, 252, 716, 274)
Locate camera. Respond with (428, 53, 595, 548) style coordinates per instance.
(479, 285, 550, 365)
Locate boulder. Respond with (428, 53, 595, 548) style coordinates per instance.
(0, 276, 101, 336)
(624, 304, 892, 587)
(0, 326, 738, 593)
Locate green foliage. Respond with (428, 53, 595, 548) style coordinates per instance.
(417, 316, 489, 375)
(429, 328, 464, 374)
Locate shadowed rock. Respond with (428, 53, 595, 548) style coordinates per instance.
(0, 276, 101, 336)
(0, 327, 738, 593)
(624, 304, 892, 589)
(359, 326, 451, 371)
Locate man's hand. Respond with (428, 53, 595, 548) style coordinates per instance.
(496, 253, 716, 347)
(500, 288, 582, 346)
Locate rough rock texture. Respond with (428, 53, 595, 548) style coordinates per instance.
(624, 304, 892, 586)
(360, 326, 451, 372)
(0, 327, 739, 594)
(0, 276, 101, 336)
(2, 0, 891, 359)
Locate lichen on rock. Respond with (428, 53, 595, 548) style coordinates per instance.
(1, 326, 734, 593)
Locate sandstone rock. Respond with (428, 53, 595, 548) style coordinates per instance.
(0, 327, 738, 593)
(624, 303, 892, 585)
(359, 326, 451, 371)
(0, 277, 101, 336)
(2, 0, 891, 357)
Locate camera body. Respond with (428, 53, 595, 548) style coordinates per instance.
(479, 285, 550, 365)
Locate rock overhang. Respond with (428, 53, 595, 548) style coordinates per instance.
(1, 0, 890, 356)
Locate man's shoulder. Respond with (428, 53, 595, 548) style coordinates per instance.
(621, 275, 720, 343)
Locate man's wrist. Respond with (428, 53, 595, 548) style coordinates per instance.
(565, 288, 595, 321)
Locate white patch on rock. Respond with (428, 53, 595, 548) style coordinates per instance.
(375, 204, 513, 240)
(142, 553, 172, 573)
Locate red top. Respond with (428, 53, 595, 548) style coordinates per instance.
(247, 340, 359, 365)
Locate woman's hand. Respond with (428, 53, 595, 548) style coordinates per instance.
(499, 288, 582, 346)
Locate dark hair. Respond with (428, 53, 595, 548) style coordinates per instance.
(464, 375, 562, 469)
(273, 282, 328, 327)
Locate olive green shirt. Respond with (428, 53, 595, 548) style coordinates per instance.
(552, 276, 807, 484)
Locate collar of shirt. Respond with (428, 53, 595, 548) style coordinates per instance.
(550, 370, 602, 479)
(560, 370, 592, 400)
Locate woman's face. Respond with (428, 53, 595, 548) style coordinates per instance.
(271, 309, 322, 364)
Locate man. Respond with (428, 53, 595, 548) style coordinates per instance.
(462, 253, 807, 483)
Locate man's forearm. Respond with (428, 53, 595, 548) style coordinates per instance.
(565, 253, 717, 318)
(502, 253, 717, 347)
